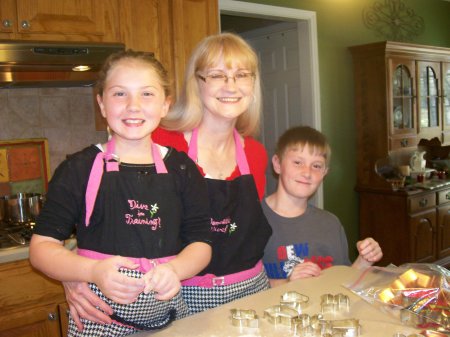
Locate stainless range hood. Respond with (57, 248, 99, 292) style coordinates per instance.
(0, 40, 125, 88)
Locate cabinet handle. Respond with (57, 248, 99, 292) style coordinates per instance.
(446, 193, 450, 200)
(21, 20, 30, 29)
(419, 198, 428, 207)
(48, 312, 58, 321)
(400, 139, 409, 147)
(2, 19, 12, 28)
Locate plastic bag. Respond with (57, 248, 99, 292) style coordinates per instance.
(343, 263, 450, 333)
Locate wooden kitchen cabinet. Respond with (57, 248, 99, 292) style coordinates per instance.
(0, 0, 119, 42)
(358, 185, 450, 267)
(0, 259, 67, 337)
(349, 41, 450, 190)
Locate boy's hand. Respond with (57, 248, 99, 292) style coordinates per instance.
(91, 256, 145, 303)
(356, 237, 383, 263)
(142, 263, 181, 301)
(288, 261, 321, 280)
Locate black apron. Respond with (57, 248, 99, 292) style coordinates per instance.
(68, 139, 188, 336)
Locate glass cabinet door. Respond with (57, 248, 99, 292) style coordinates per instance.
(390, 58, 415, 135)
(417, 61, 441, 140)
(443, 62, 450, 133)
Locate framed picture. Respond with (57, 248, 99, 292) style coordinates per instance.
(0, 138, 50, 196)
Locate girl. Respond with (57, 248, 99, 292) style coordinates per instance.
(62, 32, 273, 325)
(29, 50, 212, 337)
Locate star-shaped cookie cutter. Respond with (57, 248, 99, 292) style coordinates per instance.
(229, 309, 259, 328)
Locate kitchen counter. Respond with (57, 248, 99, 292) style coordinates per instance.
(137, 266, 421, 337)
(0, 237, 76, 264)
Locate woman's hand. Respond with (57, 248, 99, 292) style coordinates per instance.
(142, 263, 181, 301)
(288, 261, 321, 281)
(63, 281, 113, 331)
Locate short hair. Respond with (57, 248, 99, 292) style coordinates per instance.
(275, 126, 331, 166)
(96, 49, 171, 98)
(161, 32, 262, 137)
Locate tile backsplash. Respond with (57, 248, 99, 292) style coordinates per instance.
(0, 87, 107, 177)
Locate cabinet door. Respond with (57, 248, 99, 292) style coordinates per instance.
(442, 62, 450, 144)
(0, 0, 15, 37)
(388, 57, 416, 140)
(417, 61, 441, 141)
(0, 303, 61, 337)
(58, 302, 69, 337)
(437, 204, 450, 259)
(170, 0, 219, 96)
(14, 0, 119, 42)
(409, 210, 436, 262)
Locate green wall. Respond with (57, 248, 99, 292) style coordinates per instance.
(242, 0, 450, 259)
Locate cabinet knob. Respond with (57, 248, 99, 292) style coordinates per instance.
(48, 312, 58, 321)
(400, 139, 409, 147)
(20, 20, 30, 30)
(419, 198, 428, 207)
(446, 193, 450, 200)
(2, 19, 12, 28)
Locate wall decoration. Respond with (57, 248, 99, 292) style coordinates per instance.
(0, 139, 50, 195)
(363, 0, 424, 42)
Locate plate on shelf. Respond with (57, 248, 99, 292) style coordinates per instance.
(393, 106, 403, 128)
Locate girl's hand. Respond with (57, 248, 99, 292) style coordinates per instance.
(142, 263, 181, 301)
(91, 256, 145, 303)
(356, 237, 383, 263)
(288, 261, 321, 281)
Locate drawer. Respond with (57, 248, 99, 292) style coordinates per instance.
(408, 193, 436, 213)
(438, 189, 450, 205)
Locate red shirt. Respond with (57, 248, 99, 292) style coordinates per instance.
(152, 127, 267, 200)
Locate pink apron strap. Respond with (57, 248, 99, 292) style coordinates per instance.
(188, 128, 250, 175)
(85, 139, 167, 226)
(152, 143, 168, 173)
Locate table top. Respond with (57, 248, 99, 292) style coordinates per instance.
(136, 265, 421, 337)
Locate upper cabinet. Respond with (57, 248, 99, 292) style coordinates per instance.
(0, 0, 119, 41)
(350, 41, 450, 189)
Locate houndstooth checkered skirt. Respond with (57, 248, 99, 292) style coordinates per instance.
(181, 269, 270, 314)
(68, 268, 189, 337)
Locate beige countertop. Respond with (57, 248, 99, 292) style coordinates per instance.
(0, 238, 76, 264)
(137, 265, 421, 337)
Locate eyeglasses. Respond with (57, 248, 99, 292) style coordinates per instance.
(197, 71, 255, 86)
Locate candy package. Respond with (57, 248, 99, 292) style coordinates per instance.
(343, 263, 450, 333)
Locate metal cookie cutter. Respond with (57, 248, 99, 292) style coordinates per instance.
(329, 318, 361, 337)
(264, 305, 299, 326)
(230, 309, 259, 328)
(280, 291, 309, 313)
(321, 293, 350, 313)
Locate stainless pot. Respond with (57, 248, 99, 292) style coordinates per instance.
(3, 193, 45, 223)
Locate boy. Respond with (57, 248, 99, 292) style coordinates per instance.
(262, 126, 383, 287)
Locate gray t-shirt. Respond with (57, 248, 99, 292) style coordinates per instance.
(262, 198, 351, 279)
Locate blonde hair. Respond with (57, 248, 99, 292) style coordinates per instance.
(96, 49, 171, 98)
(161, 32, 262, 137)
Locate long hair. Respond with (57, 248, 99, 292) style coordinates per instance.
(161, 32, 262, 137)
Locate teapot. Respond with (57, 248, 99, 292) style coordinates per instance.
(410, 151, 426, 172)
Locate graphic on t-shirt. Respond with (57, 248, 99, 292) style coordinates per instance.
(125, 199, 161, 230)
(264, 242, 334, 279)
(210, 217, 237, 235)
